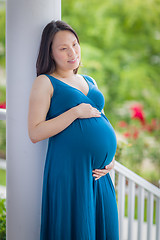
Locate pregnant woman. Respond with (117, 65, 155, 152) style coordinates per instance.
(28, 20, 119, 240)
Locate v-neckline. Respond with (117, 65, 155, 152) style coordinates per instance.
(47, 74, 90, 97)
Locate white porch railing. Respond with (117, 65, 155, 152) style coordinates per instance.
(0, 109, 7, 199)
(110, 161, 160, 240)
(0, 108, 160, 240)
(0, 108, 6, 120)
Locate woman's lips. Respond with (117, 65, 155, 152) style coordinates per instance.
(68, 57, 78, 63)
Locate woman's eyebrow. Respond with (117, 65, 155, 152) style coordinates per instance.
(57, 43, 67, 47)
(57, 39, 77, 47)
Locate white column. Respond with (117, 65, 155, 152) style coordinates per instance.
(6, 1, 61, 240)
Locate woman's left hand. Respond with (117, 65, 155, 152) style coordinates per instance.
(92, 157, 115, 181)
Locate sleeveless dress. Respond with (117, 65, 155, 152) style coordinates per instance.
(40, 74, 119, 240)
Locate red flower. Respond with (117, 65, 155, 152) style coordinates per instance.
(145, 124, 152, 132)
(123, 132, 131, 138)
(132, 129, 139, 139)
(150, 119, 159, 131)
(0, 101, 6, 109)
(144, 119, 160, 132)
(118, 121, 128, 128)
(130, 104, 145, 125)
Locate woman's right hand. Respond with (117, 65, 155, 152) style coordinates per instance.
(74, 103, 101, 119)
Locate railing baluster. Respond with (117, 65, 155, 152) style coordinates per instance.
(128, 179, 135, 240)
(137, 186, 144, 240)
(156, 197, 160, 240)
(0, 109, 6, 120)
(109, 169, 115, 187)
(118, 173, 125, 240)
(147, 192, 154, 240)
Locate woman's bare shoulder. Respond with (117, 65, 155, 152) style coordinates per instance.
(32, 74, 53, 97)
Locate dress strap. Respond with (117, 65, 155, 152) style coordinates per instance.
(44, 74, 57, 90)
(44, 74, 95, 89)
(82, 75, 96, 86)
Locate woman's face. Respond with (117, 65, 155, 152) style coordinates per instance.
(51, 30, 81, 73)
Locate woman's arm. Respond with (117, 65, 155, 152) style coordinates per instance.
(28, 75, 101, 143)
(28, 75, 78, 143)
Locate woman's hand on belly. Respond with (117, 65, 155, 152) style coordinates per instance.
(92, 157, 115, 181)
(74, 103, 101, 119)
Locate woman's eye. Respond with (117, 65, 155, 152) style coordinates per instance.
(73, 43, 77, 46)
(60, 48, 67, 50)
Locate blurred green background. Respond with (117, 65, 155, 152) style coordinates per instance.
(0, 0, 160, 186)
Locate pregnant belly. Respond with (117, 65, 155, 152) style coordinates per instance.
(50, 113, 117, 170)
(77, 114, 117, 169)
(49, 113, 117, 170)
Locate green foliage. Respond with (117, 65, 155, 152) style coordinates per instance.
(62, 0, 160, 122)
(0, 198, 6, 215)
(116, 115, 160, 186)
(0, 170, 6, 186)
(0, 8, 5, 48)
(0, 121, 6, 159)
(0, 7, 5, 67)
(0, 198, 6, 240)
(62, 0, 160, 185)
(0, 86, 6, 103)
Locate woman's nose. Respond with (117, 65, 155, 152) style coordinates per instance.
(68, 47, 76, 57)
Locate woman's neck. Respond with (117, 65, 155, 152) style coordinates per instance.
(52, 69, 76, 79)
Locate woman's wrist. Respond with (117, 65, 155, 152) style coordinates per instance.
(71, 106, 79, 119)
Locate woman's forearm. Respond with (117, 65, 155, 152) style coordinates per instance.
(29, 107, 78, 143)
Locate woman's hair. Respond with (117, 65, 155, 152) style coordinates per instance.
(36, 20, 80, 76)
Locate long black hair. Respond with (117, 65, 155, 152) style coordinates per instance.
(36, 20, 80, 76)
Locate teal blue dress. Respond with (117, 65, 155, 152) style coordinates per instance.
(40, 74, 119, 240)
